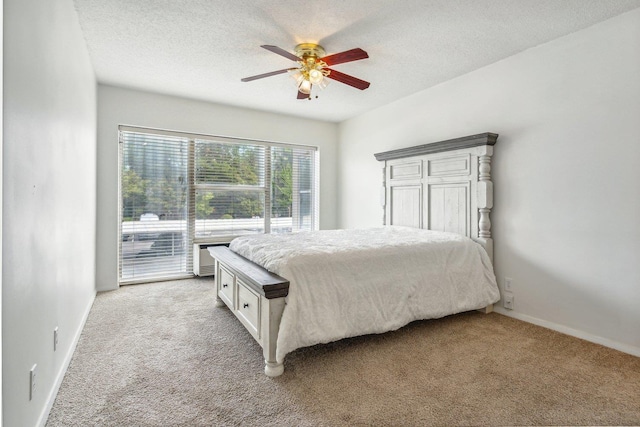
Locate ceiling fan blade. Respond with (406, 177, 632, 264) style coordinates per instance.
(261, 45, 300, 62)
(325, 68, 370, 90)
(321, 48, 368, 66)
(297, 90, 309, 100)
(241, 68, 293, 82)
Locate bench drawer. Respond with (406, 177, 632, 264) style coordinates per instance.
(218, 265, 235, 308)
(236, 278, 260, 339)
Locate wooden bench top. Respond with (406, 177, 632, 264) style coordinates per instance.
(208, 246, 289, 299)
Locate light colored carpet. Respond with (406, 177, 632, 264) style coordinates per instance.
(47, 278, 640, 426)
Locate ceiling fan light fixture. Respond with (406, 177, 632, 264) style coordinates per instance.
(289, 69, 303, 83)
(308, 68, 324, 84)
(316, 77, 329, 90)
(298, 79, 312, 95)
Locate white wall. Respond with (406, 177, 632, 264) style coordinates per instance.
(2, 0, 97, 425)
(97, 85, 339, 291)
(338, 9, 640, 355)
(0, 0, 4, 423)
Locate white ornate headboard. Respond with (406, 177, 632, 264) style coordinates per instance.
(374, 133, 498, 260)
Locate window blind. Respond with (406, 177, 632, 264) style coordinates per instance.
(270, 145, 317, 233)
(194, 140, 266, 238)
(119, 131, 192, 282)
(193, 139, 318, 238)
(119, 126, 318, 284)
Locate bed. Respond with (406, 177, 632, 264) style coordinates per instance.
(209, 132, 499, 377)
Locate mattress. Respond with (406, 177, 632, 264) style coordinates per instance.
(229, 226, 500, 363)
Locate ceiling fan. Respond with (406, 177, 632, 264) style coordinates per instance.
(241, 43, 370, 100)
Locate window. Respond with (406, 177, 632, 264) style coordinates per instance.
(194, 140, 266, 238)
(271, 146, 316, 233)
(119, 127, 319, 283)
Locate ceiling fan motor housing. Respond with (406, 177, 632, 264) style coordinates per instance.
(294, 43, 326, 60)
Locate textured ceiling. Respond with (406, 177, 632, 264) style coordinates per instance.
(73, 0, 640, 122)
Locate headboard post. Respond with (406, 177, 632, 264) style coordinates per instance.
(375, 133, 498, 261)
(380, 161, 387, 225)
(476, 150, 494, 261)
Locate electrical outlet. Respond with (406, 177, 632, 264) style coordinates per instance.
(504, 277, 513, 292)
(30, 364, 37, 400)
(54, 327, 59, 352)
(503, 293, 514, 310)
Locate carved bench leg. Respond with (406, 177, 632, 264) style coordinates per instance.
(262, 297, 286, 377)
(264, 360, 284, 377)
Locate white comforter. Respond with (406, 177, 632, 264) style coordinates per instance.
(229, 226, 499, 363)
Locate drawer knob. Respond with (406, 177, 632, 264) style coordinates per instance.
(243, 303, 249, 309)
(222, 283, 228, 288)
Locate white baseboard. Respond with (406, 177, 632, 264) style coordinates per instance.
(493, 307, 640, 358)
(37, 293, 97, 427)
